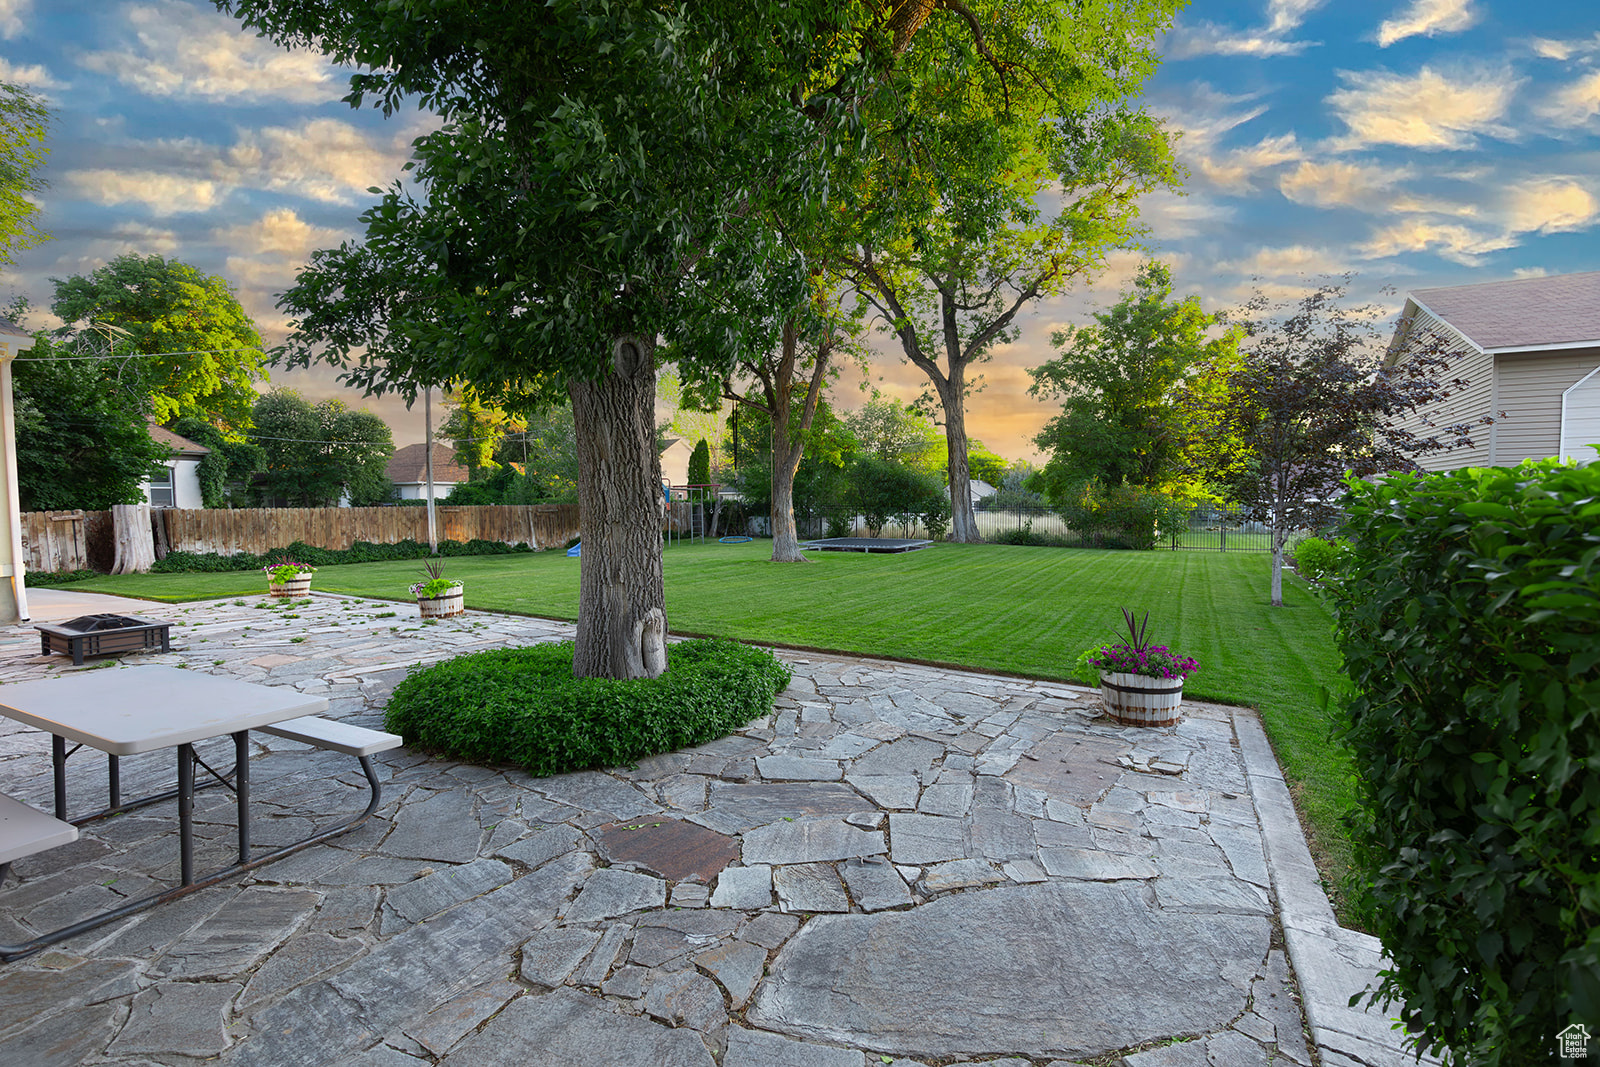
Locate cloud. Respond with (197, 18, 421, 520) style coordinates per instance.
(63, 169, 225, 215)
(1502, 178, 1598, 235)
(44, 221, 181, 280)
(0, 0, 27, 39)
(1164, 0, 1325, 59)
(1537, 71, 1600, 128)
(226, 119, 419, 205)
(215, 208, 349, 298)
(0, 57, 66, 90)
(77, 0, 343, 105)
(1326, 65, 1520, 150)
(1219, 244, 1352, 278)
(1278, 159, 1404, 208)
(1192, 133, 1304, 194)
(1361, 219, 1514, 264)
(1527, 33, 1600, 62)
(1375, 0, 1479, 48)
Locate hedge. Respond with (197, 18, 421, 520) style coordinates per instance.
(384, 639, 792, 778)
(1332, 460, 1599, 1064)
(150, 538, 531, 574)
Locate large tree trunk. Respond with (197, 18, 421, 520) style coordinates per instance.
(939, 374, 981, 543)
(763, 318, 829, 564)
(569, 335, 668, 679)
(770, 442, 805, 561)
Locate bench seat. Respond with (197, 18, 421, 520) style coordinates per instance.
(258, 716, 404, 757)
(0, 792, 78, 867)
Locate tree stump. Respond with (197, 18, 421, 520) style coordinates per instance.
(111, 504, 156, 574)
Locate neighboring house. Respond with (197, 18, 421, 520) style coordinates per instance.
(659, 437, 693, 488)
(1386, 271, 1600, 469)
(142, 424, 209, 509)
(386, 442, 468, 501)
(964, 478, 997, 506)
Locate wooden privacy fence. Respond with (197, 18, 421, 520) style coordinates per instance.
(19, 504, 582, 573)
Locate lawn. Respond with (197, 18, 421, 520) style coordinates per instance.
(59, 540, 1360, 918)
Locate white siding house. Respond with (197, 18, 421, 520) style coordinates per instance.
(142, 424, 209, 509)
(385, 442, 468, 501)
(1385, 271, 1600, 468)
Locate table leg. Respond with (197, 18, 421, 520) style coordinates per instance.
(178, 743, 194, 886)
(52, 735, 66, 821)
(234, 731, 250, 865)
(108, 755, 121, 811)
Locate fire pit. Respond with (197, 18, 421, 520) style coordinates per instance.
(35, 614, 174, 665)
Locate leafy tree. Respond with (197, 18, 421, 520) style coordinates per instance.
(686, 440, 711, 488)
(11, 330, 169, 511)
(727, 400, 856, 540)
(1215, 278, 1486, 605)
(169, 416, 266, 508)
(844, 397, 944, 473)
(966, 441, 1009, 488)
(843, 0, 1184, 543)
(847, 455, 946, 538)
(1029, 263, 1242, 505)
(0, 82, 50, 267)
(49, 254, 268, 428)
(219, 0, 925, 679)
(440, 384, 526, 482)
(248, 389, 395, 507)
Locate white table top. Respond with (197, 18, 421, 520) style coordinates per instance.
(0, 665, 329, 755)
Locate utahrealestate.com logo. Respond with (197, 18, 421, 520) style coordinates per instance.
(1558, 1024, 1593, 1060)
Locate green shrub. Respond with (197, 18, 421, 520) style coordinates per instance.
(27, 568, 99, 586)
(1332, 460, 1600, 1064)
(1053, 481, 1186, 551)
(150, 536, 531, 574)
(384, 639, 792, 777)
(1290, 534, 1349, 584)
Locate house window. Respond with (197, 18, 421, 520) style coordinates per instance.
(149, 466, 175, 508)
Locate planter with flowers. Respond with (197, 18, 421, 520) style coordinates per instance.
(1075, 610, 1199, 727)
(263, 559, 316, 598)
(411, 560, 464, 618)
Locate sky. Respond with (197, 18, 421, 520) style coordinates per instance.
(2, 0, 1597, 463)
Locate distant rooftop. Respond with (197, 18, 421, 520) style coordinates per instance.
(148, 423, 209, 456)
(386, 442, 468, 485)
(1411, 271, 1600, 352)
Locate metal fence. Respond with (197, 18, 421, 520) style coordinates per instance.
(741, 502, 1280, 552)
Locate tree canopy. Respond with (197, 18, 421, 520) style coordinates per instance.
(0, 81, 50, 268)
(11, 328, 169, 512)
(49, 254, 268, 428)
(1213, 277, 1485, 604)
(214, 0, 1029, 678)
(842, 0, 1185, 541)
(1029, 262, 1242, 505)
(247, 389, 395, 507)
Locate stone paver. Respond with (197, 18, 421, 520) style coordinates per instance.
(0, 590, 1425, 1066)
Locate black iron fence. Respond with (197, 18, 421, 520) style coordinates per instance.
(725, 501, 1281, 552)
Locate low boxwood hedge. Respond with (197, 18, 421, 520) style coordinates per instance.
(150, 537, 531, 574)
(384, 639, 792, 777)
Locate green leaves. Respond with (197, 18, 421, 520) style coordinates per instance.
(1333, 459, 1600, 1064)
(384, 639, 791, 777)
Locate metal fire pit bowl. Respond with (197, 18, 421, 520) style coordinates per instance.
(34, 613, 174, 665)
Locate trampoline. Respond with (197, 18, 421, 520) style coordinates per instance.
(800, 537, 932, 553)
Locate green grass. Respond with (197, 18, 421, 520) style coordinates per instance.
(62, 539, 1359, 919)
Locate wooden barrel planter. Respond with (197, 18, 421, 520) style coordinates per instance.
(1100, 672, 1185, 727)
(418, 587, 465, 619)
(268, 575, 313, 598)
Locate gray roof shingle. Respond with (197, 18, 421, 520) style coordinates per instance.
(1412, 271, 1600, 351)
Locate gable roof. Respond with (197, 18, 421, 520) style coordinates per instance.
(1410, 271, 1600, 353)
(0, 317, 31, 337)
(148, 423, 210, 458)
(386, 442, 468, 485)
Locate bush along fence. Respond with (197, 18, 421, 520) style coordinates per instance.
(1331, 459, 1599, 1064)
(744, 501, 1281, 552)
(20, 504, 581, 576)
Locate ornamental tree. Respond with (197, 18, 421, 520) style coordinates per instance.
(247, 389, 394, 507)
(49, 253, 268, 429)
(215, 0, 1012, 678)
(1214, 278, 1487, 606)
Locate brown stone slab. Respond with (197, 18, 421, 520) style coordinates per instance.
(1004, 733, 1129, 802)
(593, 818, 740, 882)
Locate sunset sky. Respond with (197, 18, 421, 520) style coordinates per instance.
(3, 0, 1597, 462)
